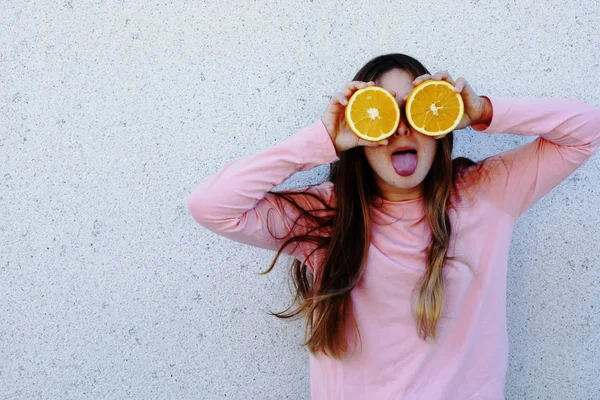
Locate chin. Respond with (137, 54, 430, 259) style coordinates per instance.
(382, 170, 427, 191)
(392, 178, 424, 190)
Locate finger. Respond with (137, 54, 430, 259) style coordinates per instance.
(344, 80, 372, 93)
(335, 93, 348, 106)
(455, 77, 474, 95)
(413, 74, 432, 86)
(344, 80, 377, 99)
(433, 70, 455, 85)
(342, 86, 354, 98)
(390, 91, 397, 98)
(432, 70, 449, 80)
(330, 92, 347, 106)
(454, 77, 466, 93)
(357, 138, 389, 147)
(344, 81, 365, 90)
(343, 83, 364, 98)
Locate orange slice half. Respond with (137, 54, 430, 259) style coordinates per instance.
(406, 80, 464, 137)
(345, 86, 400, 142)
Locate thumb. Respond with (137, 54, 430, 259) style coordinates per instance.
(358, 138, 389, 147)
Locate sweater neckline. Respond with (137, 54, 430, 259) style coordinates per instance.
(375, 195, 424, 205)
(372, 195, 425, 220)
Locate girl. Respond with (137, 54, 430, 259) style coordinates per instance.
(188, 54, 600, 399)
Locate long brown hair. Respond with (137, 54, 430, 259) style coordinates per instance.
(262, 53, 475, 359)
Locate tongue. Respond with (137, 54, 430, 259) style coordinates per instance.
(392, 152, 418, 176)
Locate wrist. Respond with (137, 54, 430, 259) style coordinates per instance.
(321, 118, 339, 154)
(471, 96, 493, 130)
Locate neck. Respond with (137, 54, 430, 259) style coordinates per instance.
(377, 181, 423, 202)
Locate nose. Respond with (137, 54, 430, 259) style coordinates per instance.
(395, 117, 410, 136)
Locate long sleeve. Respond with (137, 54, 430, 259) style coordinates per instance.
(188, 119, 339, 262)
(469, 96, 600, 218)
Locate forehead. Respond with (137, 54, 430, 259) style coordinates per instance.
(377, 69, 414, 97)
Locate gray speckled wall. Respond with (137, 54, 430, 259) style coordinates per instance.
(1, 0, 599, 399)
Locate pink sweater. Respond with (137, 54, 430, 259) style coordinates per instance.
(188, 97, 600, 400)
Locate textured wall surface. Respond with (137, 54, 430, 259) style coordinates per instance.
(1, 0, 599, 399)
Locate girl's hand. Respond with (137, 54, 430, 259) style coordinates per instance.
(322, 81, 390, 153)
(409, 71, 493, 135)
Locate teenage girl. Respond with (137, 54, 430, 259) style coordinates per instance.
(188, 53, 600, 399)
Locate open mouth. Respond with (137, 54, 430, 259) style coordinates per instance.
(392, 149, 417, 156)
(391, 149, 418, 177)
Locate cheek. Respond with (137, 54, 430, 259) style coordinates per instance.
(364, 147, 388, 171)
(420, 140, 438, 168)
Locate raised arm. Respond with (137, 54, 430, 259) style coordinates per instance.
(187, 119, 339, 260)
(188, 80, 392, 266)
(472, 96, 600, 218)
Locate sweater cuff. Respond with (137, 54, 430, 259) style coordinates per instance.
(290, 119, 340, 165)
